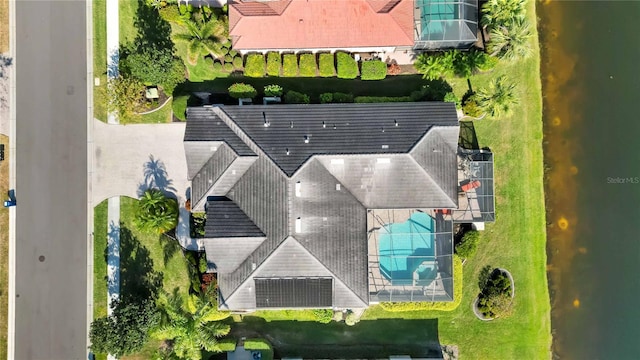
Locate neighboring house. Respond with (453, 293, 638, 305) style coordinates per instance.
(228, 0, 479, 54)
(184, 103, 494, 311)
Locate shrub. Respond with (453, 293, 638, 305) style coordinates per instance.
(354, 96, 411, 103)
(198, 254, 208, 273)
(218, 338, 237, 352)
(298, 53, 317, 77)
(282, 54, 298, 77)
(477, 269, 513, 318)
(203, 56, 214, 68)
(332, 92, 354, 103)
(410, 80, 454, 102)
(336, 52, 358, 79)
(455, 230, 480, 258)
(228, 49, 238, 57)
(105, 76, 145, 123)
(158, 5, 184, 25)
(414, 52, 456, 80)
(319, 92, 333, 104)
(318, 53, 335, 77)
(172, 95, 188, 121)
(213, 61, 223, 72)
(264, 84, 283, 97)
(380, 255, 463, 312)
(134, 189, 179, 234)
(284, 90, 310, 104)
(462, 95, 483, 117)
(244, 339, 274, 360)
(228, 83, 257, 99)
(232, 56, 243, 69)
(223, 63, 234, 72)
(360, 60, 387, 80)
(266, 52, 281, 76)
(224, 54, 233, 63)
(244, 54, 265, 77)
(345, 310, 359, 326)
(312, 309, 333, 324)
(189, 212, 206, 237)
(444, 92, 461, 109)
(121, 48, 185, 94)
(387, 63, 401, 75)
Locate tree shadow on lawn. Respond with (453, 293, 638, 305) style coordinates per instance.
(106, 225, 163, 304)
(231, 317, 443, 358)
(132, 0, 173, 53)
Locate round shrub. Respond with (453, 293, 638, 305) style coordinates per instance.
(455, 230, 480, 258)
(213, 61, 223, 71)
(284, 90, 310, 104)
(229, 49, 238, 57)
(223, 63, 234, 72)
(345, 310, 359, 326)
(319, 92, 333, 104)
(228, 83, 257, 99)
(264, 84, 283, 97)
(224, 54, 233, 63)
(232, 56, 243, 69)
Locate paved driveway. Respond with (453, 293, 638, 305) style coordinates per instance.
(93, 119, 189, 205)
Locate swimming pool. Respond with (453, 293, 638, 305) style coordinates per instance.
(378, 212, 436, 285)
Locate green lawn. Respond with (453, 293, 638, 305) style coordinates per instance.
(92, 197, 191, 359)
(93, 0, 107, 121)
(119, 0, 138, 46)
(236, 2, 551, 359)
(93, 200, 109, 360)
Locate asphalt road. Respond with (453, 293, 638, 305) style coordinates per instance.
(14, 0, 88, 358)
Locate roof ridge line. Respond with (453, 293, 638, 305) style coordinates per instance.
(407, 148, 457, 208)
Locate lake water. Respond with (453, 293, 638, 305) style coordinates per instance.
(539, 1, 640, 359)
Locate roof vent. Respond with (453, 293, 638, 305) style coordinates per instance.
(394, 119, 398, 127)
(290, 121, 294, 128)
(251, 263, 257, 270)
(295, 181, 301, 197)
(322, 121, 326, 128)
(381, 127, 385, 133)
(381, 144, 389, 149)
(336, 183, 341, 191)
(304, 135, 310, 144)
(262, 112, 270, 127)
(333, 124, 337, 130)
(286, 148, 290, 155)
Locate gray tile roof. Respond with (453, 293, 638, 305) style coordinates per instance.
(202, 237, 266, 273)
(221, 237, 368, 310)
(204, 197, 265, 238)
(183, 141, 225, 179)
(191, 144, 237, 209)
(219, 102, 459, 176)
(184, 107, 255, 156)
(185, 103, 461, 310)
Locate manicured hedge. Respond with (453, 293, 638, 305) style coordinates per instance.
(380, 255, 463, 312)
(354, 96, 412, 103)
(360, 60, 387, 80)
(228, 83, 257, 99)
(284, 90, 310, 104)
(282, 54, 298, 77)
(336, 52, 358, 79)
(218, 338, 237, 352)
(244, 54, 265, 77)
(232, 56, 243, 69)
(318, 53, 335, 77)
(319, 92, 354, 103)
(298, 53, 317, 77)
(244, 339, 274, 360)
(266, 52, 281, 76)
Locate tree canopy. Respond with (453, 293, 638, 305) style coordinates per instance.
(134, 189, 179, 234)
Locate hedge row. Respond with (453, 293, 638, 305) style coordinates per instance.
(218, 338, 237, 352)
(380, 255, 463, 312)
(282, 54, 298, 77)
(354, 96, 412, 103)
(336, 52, 358, 79)
(299, 53, 317, 77)
(266, 52, 281, 76)
(360, 60, 387, 80)
(320, 92, 354, 103)
(318, 53, 335, 77)
(244, 54, 265, 77)
(284, 90, 310, 104)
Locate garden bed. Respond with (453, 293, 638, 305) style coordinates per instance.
(472, 268, 515, 320)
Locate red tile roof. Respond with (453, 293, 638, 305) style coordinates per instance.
(229, 0, 415, 51)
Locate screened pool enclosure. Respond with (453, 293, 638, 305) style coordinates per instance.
(414, 0, 479, 49)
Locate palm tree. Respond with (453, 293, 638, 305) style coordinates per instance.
(152, 289, 231, 359)
(134, 189, 179, 234)
(475, 75, 518, 118)
(173, 18, 228, 65)
(481, 0, 526, 28)
(414, 52, 456, 80)
(488, 17, 533, 62)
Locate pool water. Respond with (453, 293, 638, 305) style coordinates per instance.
(378, 212, 436, 284)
